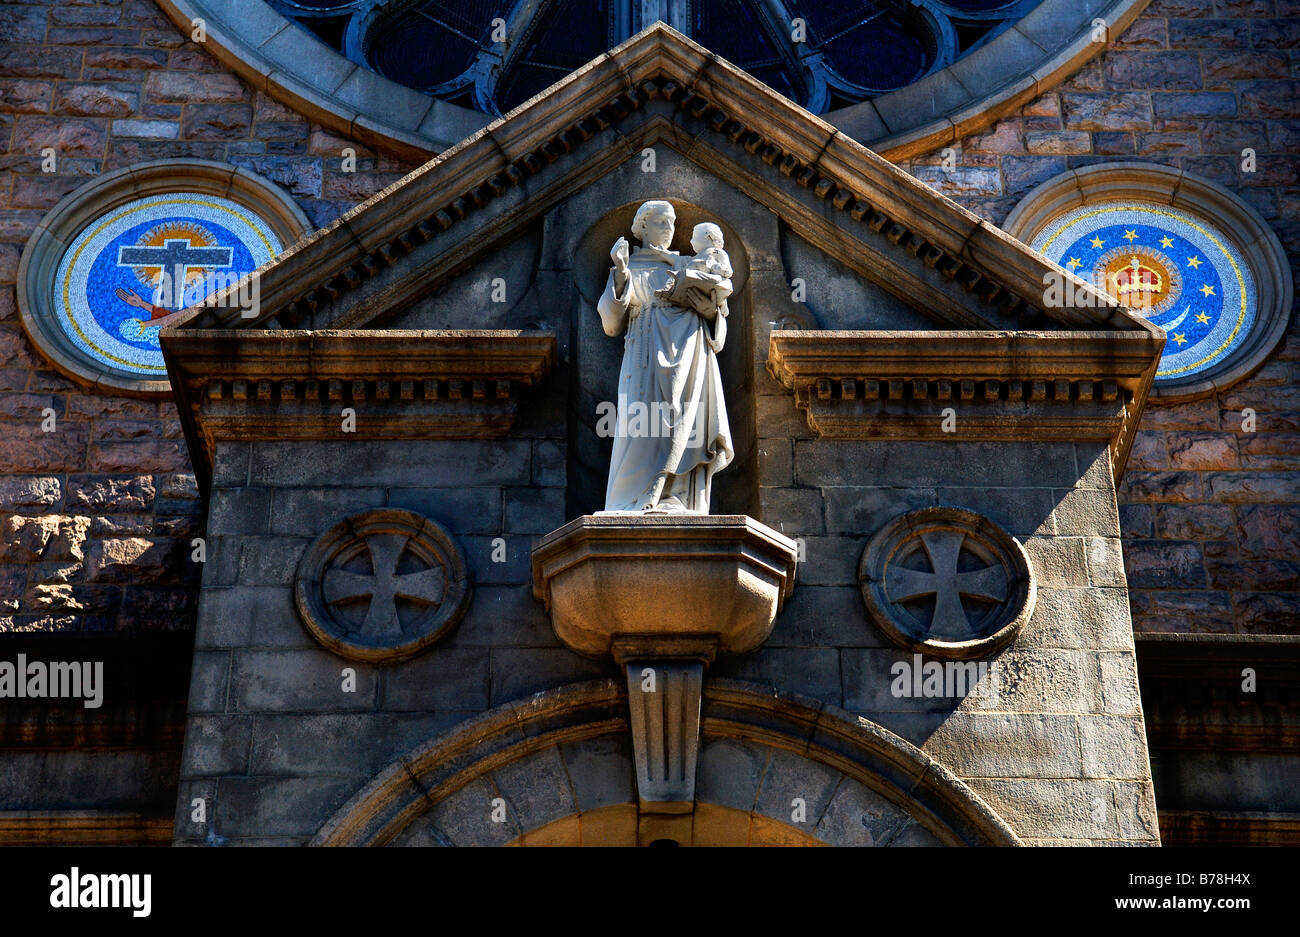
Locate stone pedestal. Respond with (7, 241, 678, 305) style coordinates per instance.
(531, 514, 799, 659)
(532, 514, 798, 813)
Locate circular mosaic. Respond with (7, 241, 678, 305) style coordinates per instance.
(1032, 203, 1255, 386)
(1004, 162, 1293, 400)
(17, 159, 310, 396)
(55, 194, 281, 379)
(295, 509, 471, 663)
(858, 507, 1035, 660)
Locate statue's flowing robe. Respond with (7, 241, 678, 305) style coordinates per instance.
(597, 246, 733, 512)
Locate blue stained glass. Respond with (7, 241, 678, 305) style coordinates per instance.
(369, 1, 510, 90)
(939, 0, 1021, 13)
(292, 0, 1038, 116)
(274, 0, 362, 12)
(787, 0, 935, 91)
(498, 0, 613, 111)
(691, 0, 798, 101)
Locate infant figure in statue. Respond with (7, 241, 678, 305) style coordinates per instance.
(657, 222, 733, 320)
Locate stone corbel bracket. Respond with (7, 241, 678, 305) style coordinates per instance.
(531, 515, 798, 815)
(767, 330, 1163, 483)
(162, 328, 555, 491)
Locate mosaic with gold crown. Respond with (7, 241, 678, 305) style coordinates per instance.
(1031, 203, 1257, 385)
(53, 193, 282, 378)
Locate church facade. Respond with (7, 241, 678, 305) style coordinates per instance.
(0, 0, 1295, 846)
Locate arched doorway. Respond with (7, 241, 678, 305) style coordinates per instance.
(312, 679, 1020, 847)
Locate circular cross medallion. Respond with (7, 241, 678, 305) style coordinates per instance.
(54, 193, 281, 379)
(17, 159, 309, 395)
(858, 507, 1035, 659)
(295, 509, 470, 662)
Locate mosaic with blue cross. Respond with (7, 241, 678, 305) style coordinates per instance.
(1031, 203, 1256, 385)
(53, 193, 282, 377)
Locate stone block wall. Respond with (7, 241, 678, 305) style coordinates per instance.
(906, 0, 1299, 227)
(735, 375, 1158, 844)
(0, 0, 422, 633)
(1117, 390, 1299, 634)
(902, 0, 1300, 635)
(173, 419, 616, 843)
(1, 464, 201, 632)
(178, 408, 1159, 842)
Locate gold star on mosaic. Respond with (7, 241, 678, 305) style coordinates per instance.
(1200, 284, 1215, 297)
(1187, 256, 1202, 269)
(1195, 312, 1211, 325)
(1123, 229, 1139, 242)
(1066, 257, 1082, 270)
(1173, 332, 1188, 346)
(1159, 236, 1174, 248)
(1090, 236, 1105, 249)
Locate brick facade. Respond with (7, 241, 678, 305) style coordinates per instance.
(901, 0, 1300, 636)
(0, 0, 421, 634)
(1, 0, 1296, 642)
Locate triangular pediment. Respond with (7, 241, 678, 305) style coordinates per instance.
(164, 23, 1164, 489)
(169, 23, 1157, 340)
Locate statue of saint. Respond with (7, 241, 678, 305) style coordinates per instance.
(597, 201, 734, 513)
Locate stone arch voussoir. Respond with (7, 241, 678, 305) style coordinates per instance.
(311, 678, 1021, 846)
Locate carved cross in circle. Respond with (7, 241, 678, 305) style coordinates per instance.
(884, 530, 1008, 636)
(321, 533, 445, 639)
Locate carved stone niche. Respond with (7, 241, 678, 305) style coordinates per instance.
(531, 515, 798, 814)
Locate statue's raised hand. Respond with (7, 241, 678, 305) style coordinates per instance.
(611, 236, 630, 270)
(610, 236, 631, 294)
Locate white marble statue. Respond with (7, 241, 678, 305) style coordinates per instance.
(597, 201, 734, 513)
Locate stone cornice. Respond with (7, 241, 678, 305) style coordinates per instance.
(1159, 811, 1300, 847)
(767, 329, 1163, 481)
(1134, 633, 1300, 699)
(1136, 634, 1300, 755)
(0, 632, 191, 750)
(161, 329, 555, 490)
(0, 812, 173, 846)
(178, 25, 1148, 340)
